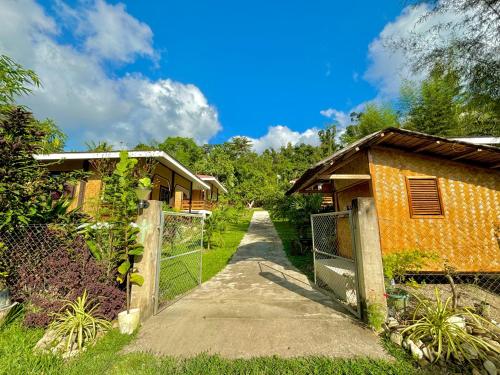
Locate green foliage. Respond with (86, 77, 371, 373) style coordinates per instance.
(402, 64, 500, 137)
(367, 304, 386, 332)
(0, 319, 421, 375)
(271, 218, 314, 280)
(0, 106, 80, 231)
(403, 288, 500, 363)
(341, 104, 400, 145)
(83, 151, 145, 311)
(318, 123, 340, 157)
(201, 209, 252, 282)
(50, 290, 111, 352)
(158, 136, 203, 169)
(383, 250, 439, 284)
(0, 303, 23, 330)
(0, 54, 41, 106)
(204, 205, 243, 250)
(402, 64, 462, 137)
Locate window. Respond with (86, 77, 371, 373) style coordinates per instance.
(159, 185, 170, 203)
(406, 177, 443, 217)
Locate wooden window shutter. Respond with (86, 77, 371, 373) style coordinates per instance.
(406, 177, 443, 217)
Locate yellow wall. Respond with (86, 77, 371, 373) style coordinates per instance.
(43, 158, 196, 214)
(370, 147, 500, 273)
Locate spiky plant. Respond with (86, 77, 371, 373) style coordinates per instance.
(403, 288, 500, 363)
(50, 290, 111, 352)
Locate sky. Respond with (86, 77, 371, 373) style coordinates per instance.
(0, 0, 439, 151)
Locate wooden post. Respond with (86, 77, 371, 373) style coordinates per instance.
(351, 197, 387, 321)
(131, 200, 162, 321)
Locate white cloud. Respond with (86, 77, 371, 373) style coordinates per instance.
(319, 108, 351, 129)
(58, 0, 156, 63)
(0, 0, 221, 147)
(364, 3, 459, 99)
(243, 125, 320, 153)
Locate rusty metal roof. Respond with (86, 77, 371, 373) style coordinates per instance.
(287, 127, 500, 195)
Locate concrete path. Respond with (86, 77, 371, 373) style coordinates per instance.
(125, 210, 389, 359)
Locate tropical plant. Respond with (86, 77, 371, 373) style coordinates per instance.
(50, 290, 111, 352)
(7, 231, 125, 327)
(403, 288, 500, 363)
(0, 107, 74, 231)
(84, 152, 145, 313)
(0, 54, 40, 107)
(204, 207, 230, 250)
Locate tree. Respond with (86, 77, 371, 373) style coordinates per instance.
(401, 64, 500, 136)
(318, 124, 340, 157)
(341, 104, 399, 144)
(0, 55, 40, 107)
(402, 64, 462, 136)
(388, 0, 500, 103)
(157, 137, 202, 169)
(0, 107, 76, 230)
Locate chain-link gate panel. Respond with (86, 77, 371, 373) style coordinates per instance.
(311, 211, 361, 318)
(155, 212, 204, 314)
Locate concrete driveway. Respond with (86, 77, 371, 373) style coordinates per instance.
(125, 210, 389, 359)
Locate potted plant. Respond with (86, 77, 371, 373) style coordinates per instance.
(0, 271, 9, 309)
(135, 177, 152, 209)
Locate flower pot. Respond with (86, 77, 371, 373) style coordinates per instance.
(118, 308, 141, 335)
(387, 288, 409, 312)
(0, 288, 10, 309)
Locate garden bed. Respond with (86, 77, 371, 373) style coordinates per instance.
(399, 283, 500, 322)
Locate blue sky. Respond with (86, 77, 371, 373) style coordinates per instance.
(1, 0, 431, 151)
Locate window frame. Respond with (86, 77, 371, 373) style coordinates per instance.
(405, 176, 444, 219)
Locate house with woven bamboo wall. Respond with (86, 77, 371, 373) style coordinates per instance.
(287, 128, 500, 274)
(34, 151, 211, 214)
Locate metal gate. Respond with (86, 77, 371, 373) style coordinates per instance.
(154, 211, 205, 314)
(311, 211, 361, 318)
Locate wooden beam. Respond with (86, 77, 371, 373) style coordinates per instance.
(414, 140, 440, 153)
(319, 174, 371, 180)
(452, 148, 482, 161)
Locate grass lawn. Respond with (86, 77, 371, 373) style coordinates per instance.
(202, 209, 253, 282)
(271, 218, 314, 280)
(0, 320, 421, 375)
(157, 209, 253, 305)
(0, 209, 425, 375)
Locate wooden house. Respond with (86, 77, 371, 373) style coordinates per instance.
(287, 128, 500, 273)
(35, 151, 211, 214)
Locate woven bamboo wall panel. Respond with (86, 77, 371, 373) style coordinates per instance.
(371, 147, 500, 273)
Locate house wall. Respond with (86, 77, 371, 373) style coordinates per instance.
(328, 152, 372, 259)
(43, 158, 193, 214)
(369, 146, 500, 273)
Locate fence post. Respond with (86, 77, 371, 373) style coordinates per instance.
(351, 197, 387, 321)
(130, 200, 162, 321)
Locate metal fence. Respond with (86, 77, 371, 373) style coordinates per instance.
(0, 225, 69, 290)
(154, 211, 205, 314)
(311, 211, 361, 318)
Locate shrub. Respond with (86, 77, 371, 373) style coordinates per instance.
(383, 250, 439, 284)
(8, 230, 125, 327)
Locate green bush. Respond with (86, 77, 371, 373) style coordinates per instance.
(383, 250, 439, 284)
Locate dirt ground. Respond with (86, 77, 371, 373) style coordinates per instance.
(398, 283, 500, 322)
